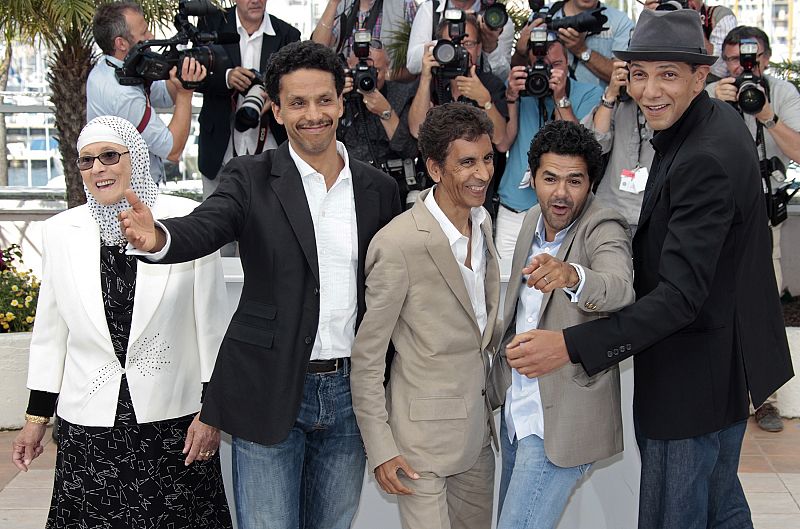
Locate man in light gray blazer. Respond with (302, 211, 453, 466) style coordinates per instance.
(487, 121, 635, 529)
(350, 104, 502, 529)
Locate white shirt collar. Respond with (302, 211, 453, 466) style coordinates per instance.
(235, 8, 276, 38)
(534, 213, 575, 247)
(424, 186, 487, 246)
(288, 140, 352, 182)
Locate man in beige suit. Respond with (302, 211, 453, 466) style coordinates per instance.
(350, 103, 501, 529)
(487, 120, 635, 529)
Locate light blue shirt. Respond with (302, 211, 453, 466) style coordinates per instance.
(550, 4, 634, 88)
(497, 81, 603, 212)
(505, 214, 585, 442)
(86, 55, 174, 183)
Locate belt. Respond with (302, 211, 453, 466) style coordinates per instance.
(500, 203, 525, 214)
(307, 357, 350, 374)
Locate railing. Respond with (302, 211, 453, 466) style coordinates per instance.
(0, 92, 203, 189)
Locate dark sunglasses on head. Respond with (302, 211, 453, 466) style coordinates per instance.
(76, 151, 130, 171)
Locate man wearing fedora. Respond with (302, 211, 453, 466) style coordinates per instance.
(498, 9, 793, 528)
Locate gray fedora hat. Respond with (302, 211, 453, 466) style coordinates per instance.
(613, 9, 717, 65)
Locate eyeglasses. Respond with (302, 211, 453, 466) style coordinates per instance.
(462, 40, 480, 49)
(721, 52, 765, 64)
(76, 151, 130, 171)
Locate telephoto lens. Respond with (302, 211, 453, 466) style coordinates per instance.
(234, 74, 267, 131)
(481, 0, 508, 30)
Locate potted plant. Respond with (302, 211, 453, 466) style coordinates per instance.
(0, 243, 39, 428)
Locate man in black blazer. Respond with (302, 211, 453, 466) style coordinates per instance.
(122, 41, 401, 529)
(197, 0, 300, 197)
(499, 10, 793, 529)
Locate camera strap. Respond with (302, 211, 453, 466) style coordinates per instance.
(109, 58, 151, 133)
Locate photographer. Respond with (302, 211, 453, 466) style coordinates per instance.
(196, 0, 300, 198)
(494, 34, 602, 261)
(512, 0, 634, 88)
(407, 0, 515, 81)
(312, 0, 418, 79)
(581, 60, 654, 234)
(708, 25, 800, 433)
(687, 0, 737, 82)
(88, 1, 207, 185)
(338, 38, 419, 202)
(408, 14, 508, 144)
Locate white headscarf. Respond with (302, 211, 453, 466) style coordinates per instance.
(76, 116, 159, 246)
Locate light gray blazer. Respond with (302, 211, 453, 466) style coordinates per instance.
(351, 189, 502, 477)
(488, 196, 635, 468)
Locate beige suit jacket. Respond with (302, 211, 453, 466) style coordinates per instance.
(351, 189, 502, 477)
(488, 196, 635, 468)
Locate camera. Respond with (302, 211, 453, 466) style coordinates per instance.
(351, 30, 378, 92)
(733, 38, 767, 115)
(433, 10, 471, 79)
(234, 70, 267, 132)
(481, 0, 509, 31)
(760, 157, 798, 227)
(528, 0, 608, 36)
(115, 0, 236, 89)
(520, 27, 552, 99)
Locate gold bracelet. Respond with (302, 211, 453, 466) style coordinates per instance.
(25, 413, 50, 425)
(320, 19, 332, 30)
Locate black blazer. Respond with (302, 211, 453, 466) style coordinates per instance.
(158, 142, 402, 445)
(196, 8, 301, 179)
(564, 92, 793, 440)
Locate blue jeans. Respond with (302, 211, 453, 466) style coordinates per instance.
(232, 362, 366, 529)
(497, 413, 591, 529)
(636, 419, 752, 529)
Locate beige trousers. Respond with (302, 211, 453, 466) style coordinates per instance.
(397, 444, 495, 529)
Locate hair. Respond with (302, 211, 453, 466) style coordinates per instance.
(723, 26, 771, 56)
(418, 103, 494, 166)
(527, 121, 603, 184)
(264, 41, 346, 107)
(435, 13, 481, 43)
(93, 1, 142, 55)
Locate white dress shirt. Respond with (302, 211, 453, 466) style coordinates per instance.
(505, 214, 586, 442)
(223, 9, 278, 164)
(423, 187, 488, 334)
(289, 141, 359, 360)
(135, 141, 359, 361)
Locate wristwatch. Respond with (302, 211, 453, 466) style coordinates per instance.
(580, 48, 592, 62)
(481, 100, 493, 111)
(379, 109, 392, 121)
(762, 113, 779, 129)
(556, 96, 572, 109)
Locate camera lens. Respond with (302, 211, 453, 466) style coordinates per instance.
(433, 41, 456, 65)
(483, 5, 508, 30)
(738, 82, 766, 114)
(525, 70, 550, 99)
(358, 76, 375, 92)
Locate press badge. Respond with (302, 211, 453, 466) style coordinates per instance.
(620, 166, 649, 194)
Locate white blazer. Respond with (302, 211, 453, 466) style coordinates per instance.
(27, 194, 228, 427)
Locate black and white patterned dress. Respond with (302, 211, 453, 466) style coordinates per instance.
(46, 245, 232, 529)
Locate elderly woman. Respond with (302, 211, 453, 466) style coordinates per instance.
(11, 116, 232, 528)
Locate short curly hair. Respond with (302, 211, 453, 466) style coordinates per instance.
(264, 41, 345, 107)
(527, 121, 603, 184)
(418, 103, 494, 167)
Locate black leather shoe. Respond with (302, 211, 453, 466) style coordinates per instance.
(755, 403, 784, 433)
